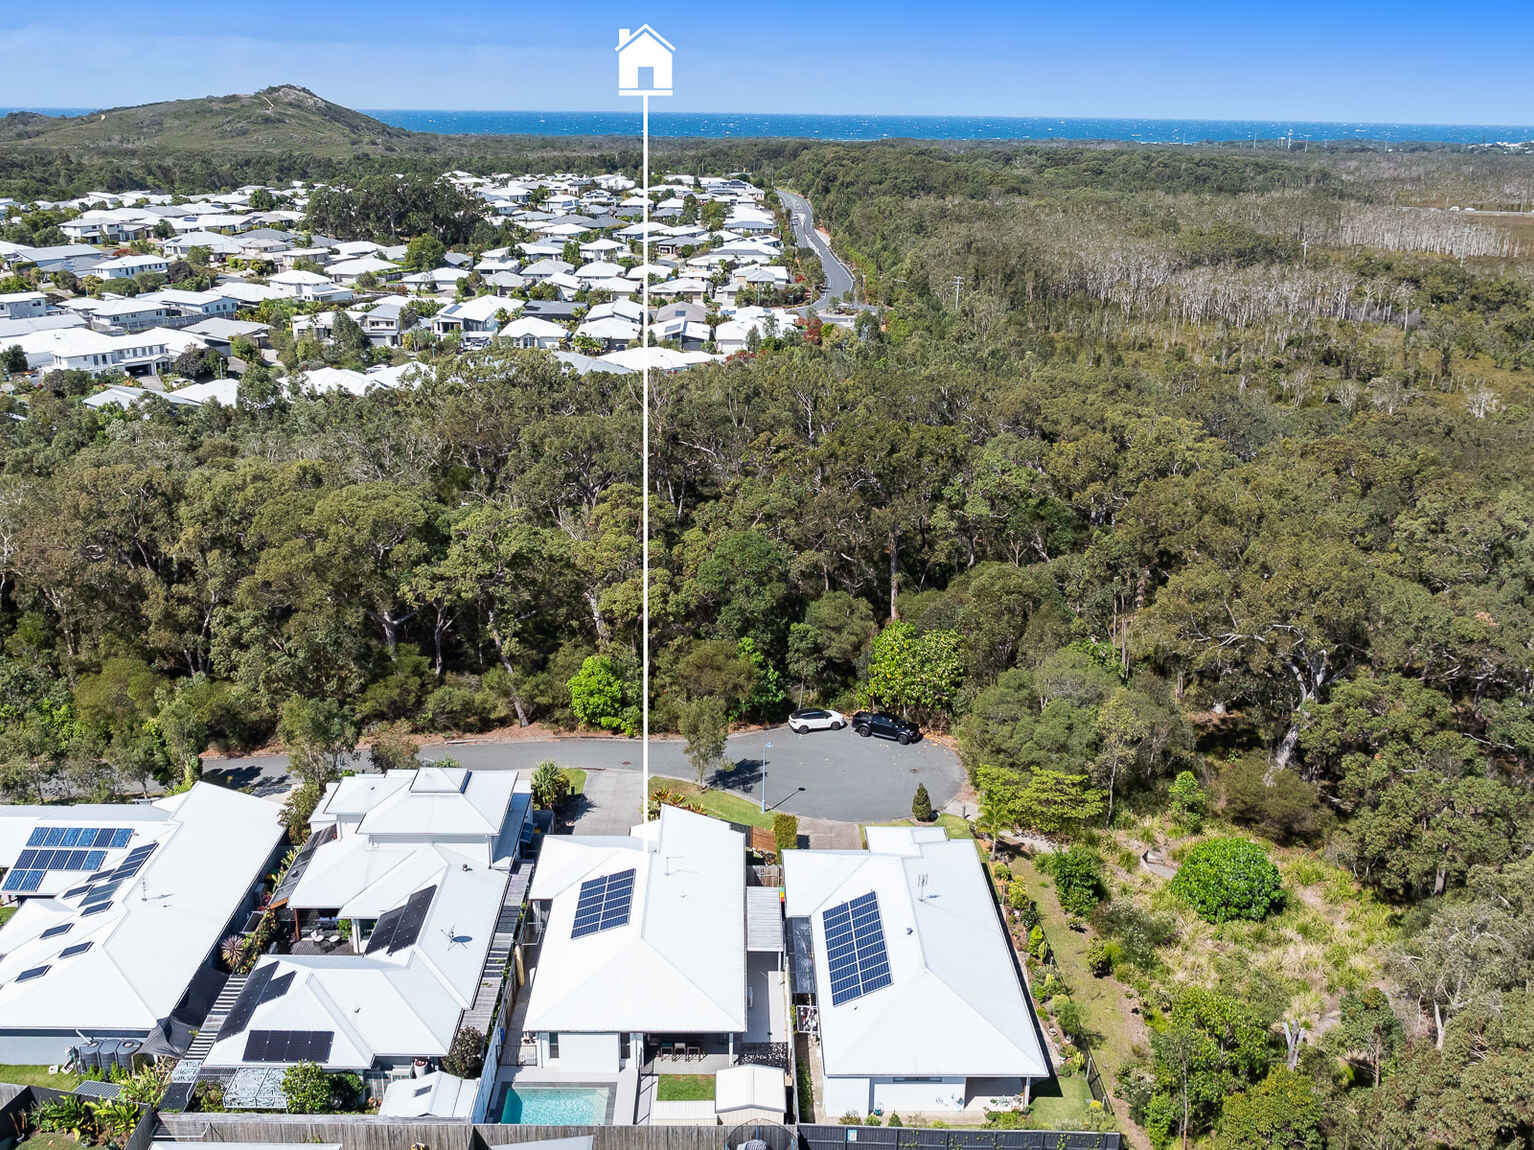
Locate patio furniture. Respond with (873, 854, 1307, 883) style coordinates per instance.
(660, 1042, 675, 1060)
(686, 1044, 702, 1061)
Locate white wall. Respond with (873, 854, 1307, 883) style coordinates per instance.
(822, 1074, 870, 1118)
(547, 1031, 620, 1073)
(871, 1077, 968, 1113)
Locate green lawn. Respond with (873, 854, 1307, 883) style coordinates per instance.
(561, 767, 587, 796)
(0, 904, 14, 928)
(21, 1134, 87, 1150)
(0, 1065, 84, 1089)
(1013, 856, 1139, 1093)
(936, 813, 973, 839)
(1023, 1072, 1099, 1128)
(652, 778, 776, 828)
(656, 1074, 716, 1101)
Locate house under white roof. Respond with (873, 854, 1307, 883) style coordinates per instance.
(0, 784, 285, 1064)
(200, 766, 529, 1074)
(523, 806, 747, 1074)
(783, 825, 1050, 1116)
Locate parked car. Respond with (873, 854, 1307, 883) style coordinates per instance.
(788, 707, 847, 733)
(851, 711, 922, 744)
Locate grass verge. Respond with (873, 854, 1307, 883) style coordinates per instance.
(652, 777, 776, 828)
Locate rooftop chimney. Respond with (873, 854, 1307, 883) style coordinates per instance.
(618, 27, 631, 47)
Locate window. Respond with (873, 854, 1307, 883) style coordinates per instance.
(548, 1033, 559, 1059)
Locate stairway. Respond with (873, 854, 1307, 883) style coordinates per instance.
(183, 973, 247, 1061)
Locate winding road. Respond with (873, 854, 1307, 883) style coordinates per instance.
(207, 724, 964, 824)
(776, 187, 863, 312)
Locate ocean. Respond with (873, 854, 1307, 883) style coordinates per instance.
(4, 107, 1532, 145)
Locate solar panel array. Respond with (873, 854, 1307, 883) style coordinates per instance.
(365, 885, 437, 955)
(3, 829, 147, 897)
(243, 1030, 334, 1063)
(40, 923, 72, 939)
(14, 848, 108, 872)
(16, 965, 49, 982)
(59, 941, 92, 958)
(26, 827, 132, 849)
(571, 867, 636, 938)
(221, 964, 276, 1037)
(822, 891, 893, 1006)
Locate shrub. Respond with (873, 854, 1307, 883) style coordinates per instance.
(774, 812, 800, 853)
(1086, 936, 1113, 977)
(1167, 769, 1206, 830)
(1008, 884, 1039, 928)
(442, 1026, 485, 1078)
(864, 1114, 881, 1126)
(1052, 996, 1086, 1040)
(911, 782, 933, 821)
(281, 1061, 332, 1114)
(1171, 837, 1284, 923)
(91, 1098, 141, 1139)
(887, 1113, 903, 1127)
(1043, 845, 1105, 916)
(529, 761, 571, 810)
(839, 1112, 864, 1125)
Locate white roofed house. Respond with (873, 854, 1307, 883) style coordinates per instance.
(0, 291, 49, 321)
(269, 269, 352, 303)
(0, 783, 287, 1064)
(431, 296, 512, 347)
(90, 253, 171, 281)
(500, 315, 567, 350)
(521, 806, 767, 1088)
(782, 826, 1050, 1118)
(201, 766, 532, 1080)
(574, 315, 640, 352)
(325, 256, 402, 286)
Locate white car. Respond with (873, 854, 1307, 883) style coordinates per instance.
(788, 707, 847, 733)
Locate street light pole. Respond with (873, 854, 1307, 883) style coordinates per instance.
(761, 741, 773, 813)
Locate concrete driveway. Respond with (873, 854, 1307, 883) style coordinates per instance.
(205, 725, 965, 823)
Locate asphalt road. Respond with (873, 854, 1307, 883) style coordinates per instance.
(776, 187, 861, 312)
(206, 725, 964, 823)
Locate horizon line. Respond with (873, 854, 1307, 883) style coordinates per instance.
(2, 104, 1533, 133)
(359, 108, 1534, 131)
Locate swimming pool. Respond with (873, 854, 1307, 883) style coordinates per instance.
(498, 1085, 612, 1124)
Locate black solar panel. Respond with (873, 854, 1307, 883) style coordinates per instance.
(387, 885, 436, 954)
(823, 891, 893, 1006)
(364, 885, 437, 955)
(17, 965, 49, 981)
(365, 906, 404, 954)
(60, 942, 92, 958)
(221, 963, 275, 1037)
(41, 923, 72, 939)
(243, 1029, 333, 1064)
(80, 901, 112, 917)
(571, 867, 636, 938)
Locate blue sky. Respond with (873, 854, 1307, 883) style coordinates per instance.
(2, 0, 1530, 124)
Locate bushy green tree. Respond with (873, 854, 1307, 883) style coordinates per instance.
(911, 782, 933, 822)
(568, 654, 638, 735)
(1171, 837, 1284, 923)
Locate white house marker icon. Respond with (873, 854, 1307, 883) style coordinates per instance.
(617, 25, 674, 96)
(618, 24, 672, 817)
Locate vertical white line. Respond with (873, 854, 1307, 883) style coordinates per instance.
(641, 92, 650, 822)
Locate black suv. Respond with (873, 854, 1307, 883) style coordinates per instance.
(851, 711, 922, 744)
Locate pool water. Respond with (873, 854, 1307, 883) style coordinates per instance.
(499, 1085, 611, 1124)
